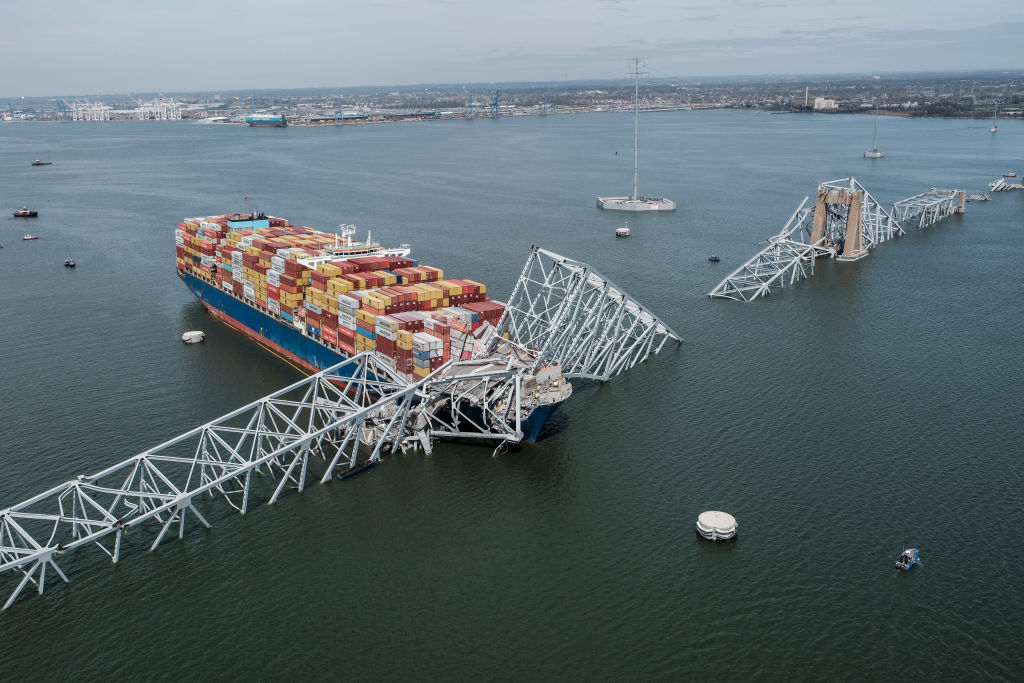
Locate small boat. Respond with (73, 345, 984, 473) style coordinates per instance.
(990, 102, 998, 133)
(615, 224, 630, 237)
(32, 160, 53, 166)
(64, 258, 76, 267)
(1003, 172, 1017, 178)
(13, 207, 38, 217)
(894, 547, 920, 571)
(181, 330, 206, 344)
(708, 255, 720, 262)
(23, 235, 39, 241)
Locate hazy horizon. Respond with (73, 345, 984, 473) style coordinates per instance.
(3, 0, 1022, 98)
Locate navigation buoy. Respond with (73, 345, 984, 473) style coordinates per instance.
(696, 510, 737, 541)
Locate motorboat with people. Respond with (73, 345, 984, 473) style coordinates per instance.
(894, 548, 920, 571)
(708, 255, 720, 262)
(32, 160, 53, 166)
(64, 258, 76, 267)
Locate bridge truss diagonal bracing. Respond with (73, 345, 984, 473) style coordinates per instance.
(812, 177, 903, 260)
(708, 197, 836, 301)
(0, 352, 417, 610)
(493, 247, 682, 381)
(709, 177, 907, 302)
(892, 189, 964, 229)
(1, 246, 680, 608)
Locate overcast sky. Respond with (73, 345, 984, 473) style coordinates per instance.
(3, 0, 1022, 97)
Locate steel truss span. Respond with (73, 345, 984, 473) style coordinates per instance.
(892, 189, 964, 229)
(1, 247, 680, 608)
(708, 197, 835, 301)
(710, 177, 905, 301)
(0, 353, 418, 610)
(494, 247, 682, 381)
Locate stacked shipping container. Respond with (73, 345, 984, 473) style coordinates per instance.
(176, 214, 504, 381)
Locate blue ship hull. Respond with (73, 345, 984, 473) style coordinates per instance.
(179, 271, 557, 442)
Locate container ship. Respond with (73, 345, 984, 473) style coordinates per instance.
(245, 113, 287, 127)
(175, 212, 567, 442)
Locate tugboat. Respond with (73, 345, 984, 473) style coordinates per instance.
(32, 160, 53, 166)
(894, 547, 920, 571)
(13, 206, 38, 217)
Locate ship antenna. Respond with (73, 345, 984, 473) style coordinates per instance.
(340, 224, 356, 246)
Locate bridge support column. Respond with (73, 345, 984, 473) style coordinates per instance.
(838, 189, 868, 261)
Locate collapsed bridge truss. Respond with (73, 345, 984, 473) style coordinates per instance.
(494, 247, 682, 381)
(0, 353, 417, 609)
(707, 197, 835, 302)
(1, 247, 680, 608)
(709, 177, 970, 302)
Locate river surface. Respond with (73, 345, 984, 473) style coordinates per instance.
(1, 111, 1022, 680)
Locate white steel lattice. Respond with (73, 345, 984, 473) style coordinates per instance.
(2, 247, 677, 608)
(708, 197, 835, 301)
(816, 177, 902, 252)
(710, 177, 904, 302)
(892, 190, 962, 229)
(0, 353, 417, 609)
(494, 247, 681, 381)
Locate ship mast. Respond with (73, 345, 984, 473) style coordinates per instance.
(628, 58, 647, 201)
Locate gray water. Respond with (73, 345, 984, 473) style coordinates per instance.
(1, 111, 1022, 680)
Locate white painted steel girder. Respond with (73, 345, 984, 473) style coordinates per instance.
(817, 177, 903, 251)
(710, 178, 903, 302)
(494, 247, 681, 381)
(414, 360, 527, 446)
(892, 190, 960, 229)
(1, 247, 677, 607)
(0, 352, 417, 609)
(708, 197, 836, 301)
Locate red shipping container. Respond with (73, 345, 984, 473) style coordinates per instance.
(322, 326, 338, 346)
(267, 284, 280, 300)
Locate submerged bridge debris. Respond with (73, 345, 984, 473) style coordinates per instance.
(709, 177, 966, 302)
(0, 248, 679, 609)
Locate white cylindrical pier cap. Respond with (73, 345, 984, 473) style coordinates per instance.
(696, 510, 738, 541)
